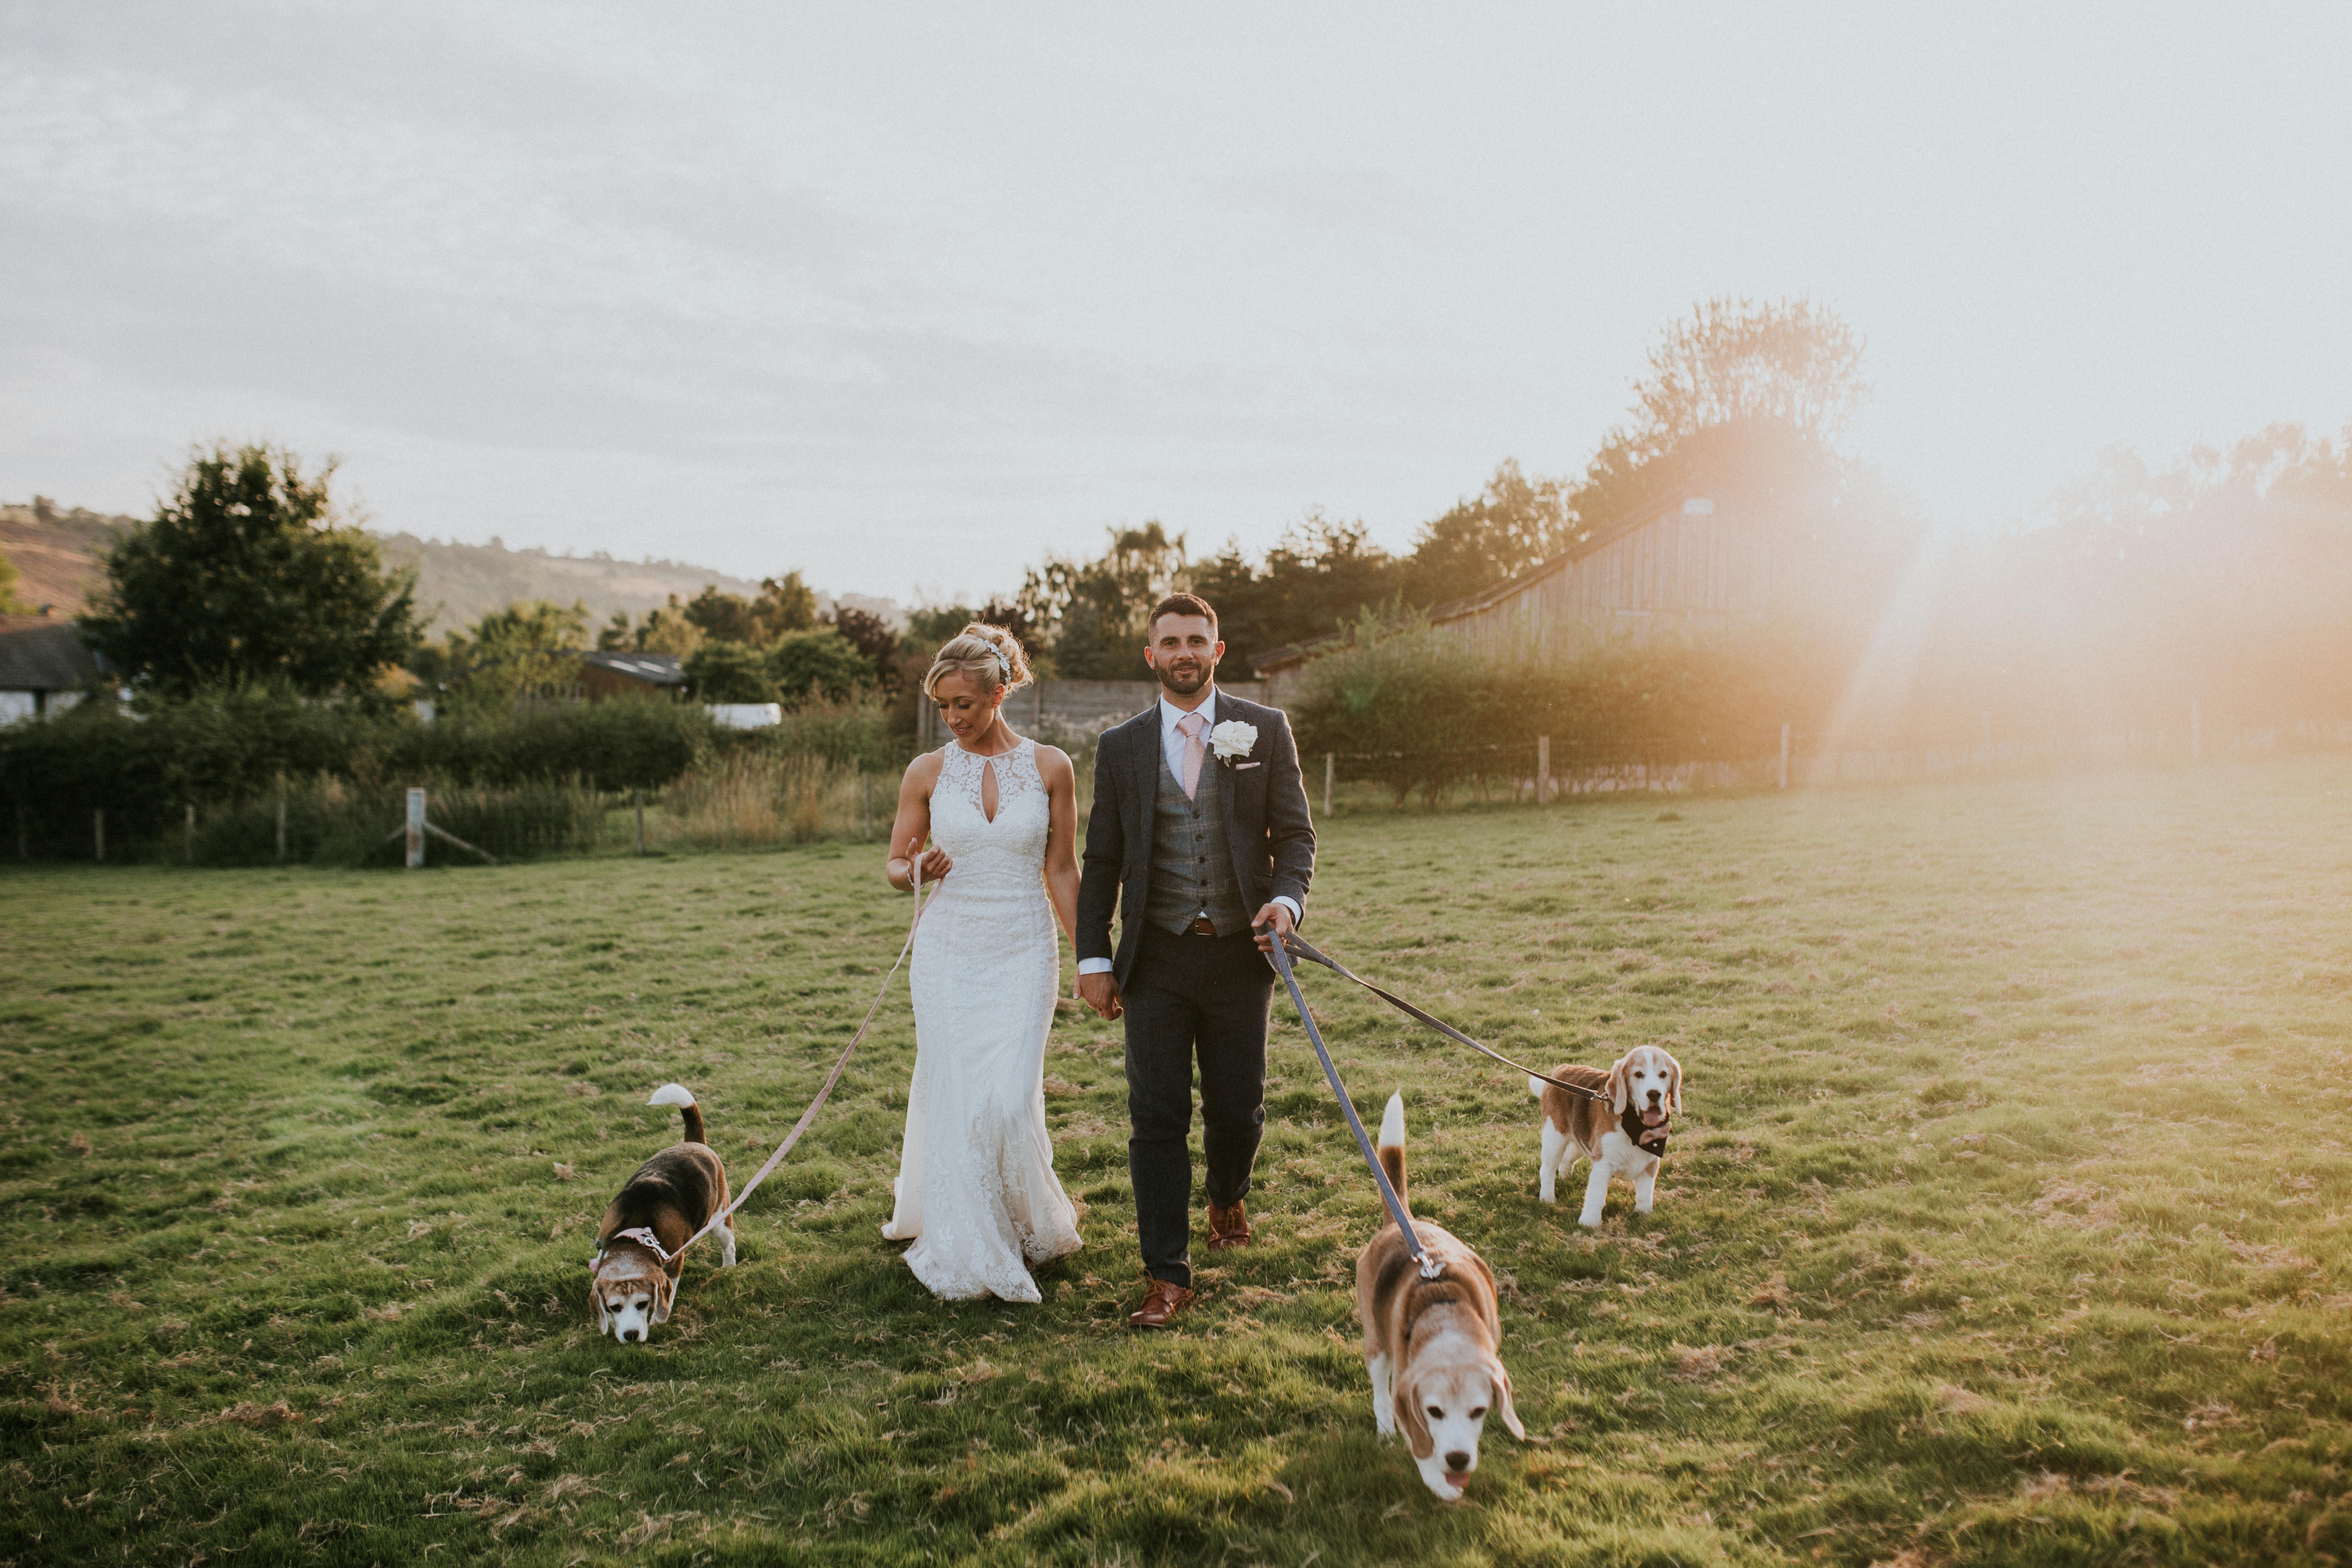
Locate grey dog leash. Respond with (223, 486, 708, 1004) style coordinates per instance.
(1276, 931, 1605, 1101)
(1264, 927, 1440, 1280)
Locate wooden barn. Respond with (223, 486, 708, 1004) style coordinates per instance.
(1253, 481, 1785, 704)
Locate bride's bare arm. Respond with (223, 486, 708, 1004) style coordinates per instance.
(1039, 745, 1081, 945)
(884, 754, 950, 890)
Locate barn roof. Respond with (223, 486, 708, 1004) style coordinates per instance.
(0, 615, 104, 692)
(578, 649, 687, 686)
(1250, 480, 1725, 677)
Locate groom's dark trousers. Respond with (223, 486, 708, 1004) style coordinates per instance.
(1075, 688, 1316, 1294)
(1123, 923, 1273, 1289)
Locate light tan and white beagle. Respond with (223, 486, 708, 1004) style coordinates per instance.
(1356, 1093, 1525, 1501)
(589, 1084, 735, 1343)
(1529, 1044, 1684, 1227)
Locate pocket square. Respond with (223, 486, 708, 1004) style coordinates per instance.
(1234, 761, 1261, 770)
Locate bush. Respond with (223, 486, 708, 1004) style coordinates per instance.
(724, 693, 901, 772)
(1288, 612, 1835, 804)
(767, 628, 873, 707)
(0, 690, 711, 860)
(397, 699, 712, 792)
(684, 641, 778, 703)
(0, 687, 405, 858)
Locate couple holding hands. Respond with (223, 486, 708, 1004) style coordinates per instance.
(878, 592, 1315, 1327)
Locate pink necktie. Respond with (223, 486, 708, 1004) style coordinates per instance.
(1179, 712, 1206, 799)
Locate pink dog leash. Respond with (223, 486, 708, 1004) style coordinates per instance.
(675, 845, 937, 1256)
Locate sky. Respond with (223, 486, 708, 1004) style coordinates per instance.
(4, 3, 2348, 605)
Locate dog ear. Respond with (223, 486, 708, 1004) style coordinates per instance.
(1486, 1356, 1526, 1440)
(1394, 1367, 1436, 1460)
(1606, 1055, 1631, 1116)
(651, 1274, 673, 1325)
(590, 1281, 610, 1337)
(1666, 1053, 1684, 1115)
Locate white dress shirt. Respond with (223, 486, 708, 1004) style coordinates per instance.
(1077, 686, 1301, 975)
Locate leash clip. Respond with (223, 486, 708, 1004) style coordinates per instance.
(1417, 1255, 1444, 1280)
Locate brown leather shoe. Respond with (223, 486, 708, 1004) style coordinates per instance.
(1127, 1278, 1195, 1329)
(1205, 1199, 1252, 1250)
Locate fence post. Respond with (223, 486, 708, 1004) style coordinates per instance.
(276, 793, 287, 864)
(1537, 735, 1551, 803)
(185, 803, 196, 863)
(1323, 753, 1334, 818)
(406, 788, 426, 869)
(95, 807, 105, 863)
(2190, 700, 2202, 760)
(1778, 723, 1790, 791)
(632, 786, 646, 856)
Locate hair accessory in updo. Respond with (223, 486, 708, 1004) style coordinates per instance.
(921, 622, 1033, 702)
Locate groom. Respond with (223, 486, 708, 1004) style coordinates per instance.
(1076, 593, 1317, 1329)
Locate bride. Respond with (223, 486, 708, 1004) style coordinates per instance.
(878, 623, 1084, 1301)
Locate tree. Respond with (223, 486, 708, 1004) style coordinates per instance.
(683, 585, 761, 645)
(752, 572, 820, 641)
(1619, 295, 1868, 461)
(81, 441, 422, 697)
(767, 627, 874, 706)
(684, 640, 780, 702)
(452, 599, 589, 706)
(1570, 297, 1871, 531)
(1016, 522, 1188, 679)
(1192, 511, 1398, 677)
(1398, 459, 1574, 607)
(633, 595, 706, 657)
(828, 606, 901, 691)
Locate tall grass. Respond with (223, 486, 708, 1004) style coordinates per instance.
(654, 750, 880, 849)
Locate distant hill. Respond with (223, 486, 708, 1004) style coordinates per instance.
(0, 501, 131, 614)
(0, 499, 899, 635)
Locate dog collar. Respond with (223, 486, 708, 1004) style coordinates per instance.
(1620, 1107, 1670, 1156)
(593, 1227, 674, 1270)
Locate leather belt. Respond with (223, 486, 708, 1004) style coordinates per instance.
(1185, 917, 1219, 936)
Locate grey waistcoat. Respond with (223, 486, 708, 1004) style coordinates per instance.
(1145, 744, 1250, 937)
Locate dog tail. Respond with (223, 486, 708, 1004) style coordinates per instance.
(1377, 1092, 1410, 1214)
(648, 1083, 705, 1146)
(1528, 1074, 1547, 1100)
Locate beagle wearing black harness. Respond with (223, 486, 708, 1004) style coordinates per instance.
(589, 1084, 734, 1343)
(1356, 1093, 1525, 1501)
(1529, 1044, 1683, 1227)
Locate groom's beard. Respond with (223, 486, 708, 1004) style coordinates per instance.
(1154, 656, 1214, 697)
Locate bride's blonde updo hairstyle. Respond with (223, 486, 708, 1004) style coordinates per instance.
(922, 622, 1034, 702)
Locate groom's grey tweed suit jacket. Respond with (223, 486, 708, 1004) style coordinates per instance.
(1076, 690, 1317, 990)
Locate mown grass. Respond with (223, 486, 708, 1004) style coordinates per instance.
(5, 754, 2351, 1566)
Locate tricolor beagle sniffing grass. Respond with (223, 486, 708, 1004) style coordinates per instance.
(589, 1084, 735, 1343)
(1528, 1044, 1684, 1227)
(1356, 1093, 1524, 1502)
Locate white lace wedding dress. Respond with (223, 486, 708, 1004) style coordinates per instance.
(881, 738, 1083, 1301)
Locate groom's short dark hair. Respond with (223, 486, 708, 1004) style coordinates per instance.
(1148, 593, 1217, 635)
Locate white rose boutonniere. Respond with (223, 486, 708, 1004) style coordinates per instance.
(1209, 720, 1258, 763)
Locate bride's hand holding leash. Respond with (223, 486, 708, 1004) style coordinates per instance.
(886, 835, 950, 892)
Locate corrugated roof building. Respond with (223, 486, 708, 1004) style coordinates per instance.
(0, 614, 106, 723)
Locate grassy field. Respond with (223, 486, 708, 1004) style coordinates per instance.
(5, 755, 2351, 1567)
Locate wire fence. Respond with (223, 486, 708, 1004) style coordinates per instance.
(16, 710, 2352, 866)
